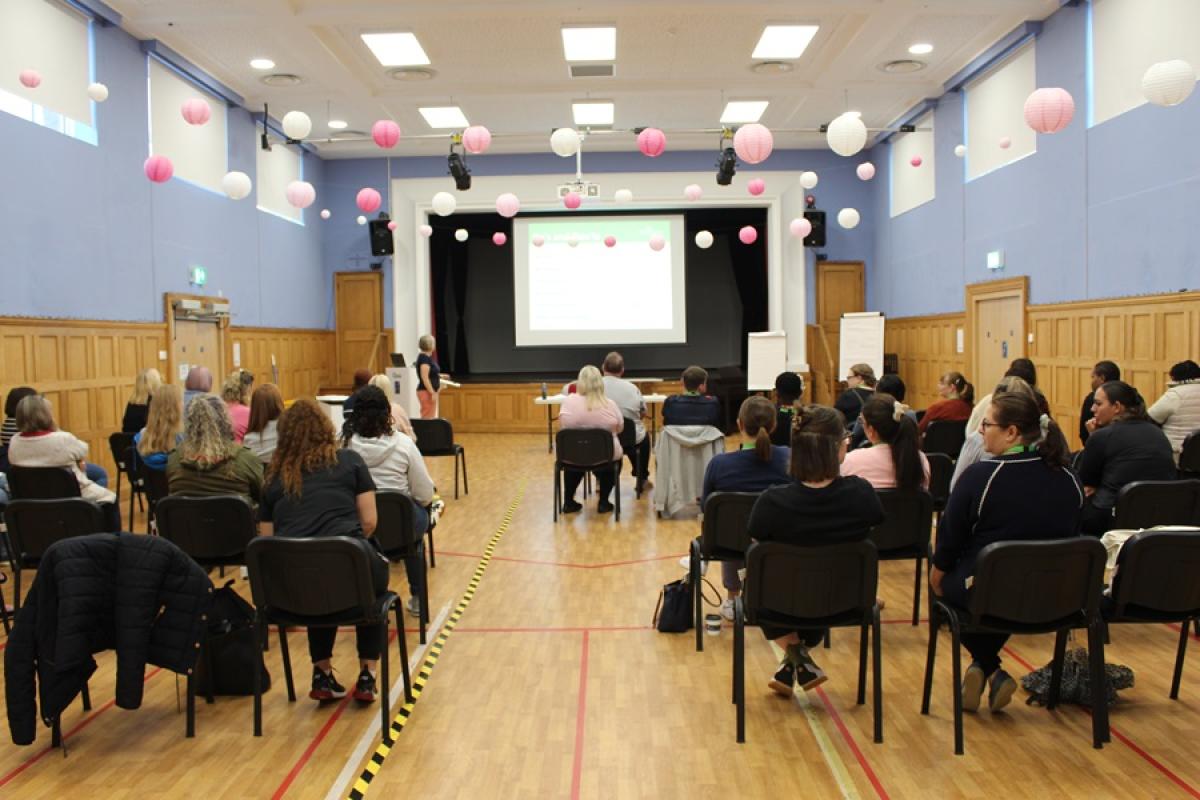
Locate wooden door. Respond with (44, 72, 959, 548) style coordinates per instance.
(815, 261, 865, 399)
(174, 319, 223, 379)
(335, 272, 384, 386)
(967, 277, 1027, 393)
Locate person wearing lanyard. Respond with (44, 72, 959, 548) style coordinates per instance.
(662, 365, 721, 428)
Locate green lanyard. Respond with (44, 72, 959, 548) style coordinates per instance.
(1003, 444, 1033, 455)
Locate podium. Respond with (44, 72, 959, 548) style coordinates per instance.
(386, 367, 420, 419)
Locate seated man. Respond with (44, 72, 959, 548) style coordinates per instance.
(601, 351, 651, 490)
(183, 366, 213, 408)
(662, 366, 722, 428)
(770, 371, 803, 447)
(1080, 360, 1120, 444)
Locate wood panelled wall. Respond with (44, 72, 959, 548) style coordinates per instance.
(884, 313, 967, 412)
(229, 328, 335, 401)
(442, 380, 684, 434)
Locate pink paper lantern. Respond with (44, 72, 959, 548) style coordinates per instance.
(604, 235, 617, 248)
(910, 155, 923, 168)
(789, 217, 812, 239)
(738, 225, 758, 245)
(1023, 88, 1075, 134)
(493, 232, 507, 246)
(285, 180, 316, 209)
(356, 187, 382, 214)
(496, 193, 521, 218)
(532, 235, 545, 247)
(637, 127, 667, 157)
(371, 120, 401, 149)
(733, 123, 774, 165)
(648, 234, 666, 252)
(143, 155, 174, 183)
(684, 184, 703, 201)
(563, 191, 582, 210)
(747, 178, 766, 196)
(463, 125, 492, 154)
(18, 69, 41, 89)
(180, 98, 211, 126)
(418, 224, 433, 237)
(856, 162, 876, 181)
(387, 221, 398, 232)
(999, 136, 1012, 149)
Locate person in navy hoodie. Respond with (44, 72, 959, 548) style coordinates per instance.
(662, 366, 721, 428)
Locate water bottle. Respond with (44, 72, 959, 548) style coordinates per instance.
(541, 382, 548, 399)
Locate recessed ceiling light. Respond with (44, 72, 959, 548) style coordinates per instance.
(562, 26, 616, 61)
(328, 119, 348, 130)
(259, 73, 303, 87)
(572, 101, 614, 126)
(908, 43, 934, 55)
(878, 59, 926, 74)
(720, 100, 769, 124)
(361, 32, 431, 67)
(419, 106, 469, 129)
(750, 60, 794, 75)
(752, 25, 820, 60)
(250, 58, 275, 70)
(389, 67, 435, 81)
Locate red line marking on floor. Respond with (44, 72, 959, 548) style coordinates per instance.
(455, 625, 651, 634)
(436, 551, 685, 570)
(570, 631, 590, 800)
(1165, 622, 1200, 643)
(813, 686, 890, 800)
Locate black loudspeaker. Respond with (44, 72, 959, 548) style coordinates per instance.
(368, 220, 395, 256)
(803, 210, 826, 248)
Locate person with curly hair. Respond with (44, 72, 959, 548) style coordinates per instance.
(260, 398, 388, 705)
(166, 394, 263, 500)
(221, 368, 255, 443)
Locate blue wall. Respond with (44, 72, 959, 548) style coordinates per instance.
(870, 3, 1200, 317)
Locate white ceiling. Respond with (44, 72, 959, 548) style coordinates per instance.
(108, 0, 1061, 158)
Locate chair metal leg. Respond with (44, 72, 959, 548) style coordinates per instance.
(734, 601, 745, 743)
(872, 607, 883, 743)
(126, 475, 135, 530)
(912, 557, 923, 626)
(0, 583, 9, 635)
(949, 615, 964, 755)
(453, 453, 460, 500)
(253, 617, 264, 736)
(1087, 618, 1108, 748)
(419, 559, 430, 645)
(280, 626, 296, 702)
(395, 605, 413, 704)
(691, 540, 703, 653)
(380, 619, 392, 744)
(186, 671, 196, 738)
(1172, 618, 1190, 700)
(823, 629, 831, 649)
(460, 449, 468, 495)
(427, 528, 436, 569)
(921, 606, 939, 714)
(13, 566, 21, 614)
(614, 464, 621, 522)
(857, 623, 868, 705)
(81, 681, 91, 711)
(1047, 629, 1069, 709)
(51, 717, 62, 748)
(553, 465, 560, 522)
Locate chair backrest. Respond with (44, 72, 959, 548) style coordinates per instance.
(4, 498, 108, 562)
(1113, 480, 1200, 530)
(374, 490, 421, 559)
(245, 536, 379, 620)
(138, 460, 171, 504)
(155, 494, 257, 565)
(1181, 431, 1200, 477)
(923, 420, 967, 458)
(869, 490, 934, 553)
(108, 432, 136, 474)
(699, 492, 759, 557)
(6, 465, 82, 500)
(411, 418, 456, 455)
(969, 538, 1106, 630)
(743, 540, 878, 626)
(926, 453, 954, 508)
(556, 428, 614, 468)
(1109, 528, 1200, 618)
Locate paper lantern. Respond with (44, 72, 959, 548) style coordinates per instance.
(1024, 87, 1075, 134)
(371, 120, 401, 149)
(493, 232, 507, 246)
(826, 113, 867, 157)
(637, 127, 666, 157)
(221, 171, 252, 200)
(954, 144, 967, 158)
(747, 178, 765, 196)
(281, 110, 312, 140)
(1142, 60, 1197, 107)
(550, 127, 581, 157)
(837, 208, 861, 229)
(87, 82, 109, 102)
(432, 191, 457, 217)
(356, 188, 382, 214)
(356, 215, 367, 226)
(143, 155, 173, 183)
(614, 188, 633, 204)
(563, 191, 582, 210)
(789, 217, 812, 239)
(180, 98, 211, 126)
(532, 234, 545, 247)
(463, 125, 492, 154)
(18, 69, 40, 89)
(856, 162, 876, 181)
(454, 228, 469, 242)
(496, 193, 520, 218)
(734, 123, 774, 164)
(649, 234, 666, 252)
(684, 184, 703, 201)
(566, 235, 579, 248)
(320, 209, 331, 220)
(387, 221, 398, 232)
(910, 155, 923, 167)
(286, 180, 316, 208)
(694, 230, 714, 249)
(999, 136, 1012, 149)
(604, 235, 617, 248)
(419, 224, 433, 237)
(799, 171, 819, 189)
(738, 226, 758, 245)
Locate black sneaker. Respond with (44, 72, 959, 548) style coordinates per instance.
(310, 668, 347, 701)
(788, 645, 828, 692)
(988, 669, 1017, 711)
(768, 662, 796, 697)
(597, 499, 614, 514)
(353, 668, 378, 703)
(561, 499, 583, 514)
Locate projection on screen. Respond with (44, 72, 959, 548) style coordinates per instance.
(512, 215, 687, 347)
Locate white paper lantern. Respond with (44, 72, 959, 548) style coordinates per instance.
(837, 208, 861, 229)
(1142, 60, 1197, 107)
(432, 191, 457, 217)
(454, 228, 469, 242)
(614, 188, 633, 204)
(220, 171, 252, 200)
(320, 209, 331, 220)
(799, 171, 819, 189)
(281, 110, 312, 140)
(550, 127, 581, 157)
(694, 230, 714, 249)
(954, 144, 967, 158)
(826, 113, 867, 157)
(356, 215, 367, 226)
(87, 82, 109, 102)
(418, 224, 433, 237)
(856, 162, 876, 181)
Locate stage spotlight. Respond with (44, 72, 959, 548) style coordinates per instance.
(715, 147, 737, 186)
(448, 145, 471, 191)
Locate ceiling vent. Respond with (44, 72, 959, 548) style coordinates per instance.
(877, 59, 926, 74)
(260, 73, 303, 87)
(569, 64, 615, 78)
(389, 67, 435, 82)
(751, 61, 794, 75)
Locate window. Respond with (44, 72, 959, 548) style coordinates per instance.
(0, 0, 96, 144)
(256, 137, 304, 224)
(148, 58, 228, 192)
(965, 41, 1036, 180)
(890, 112, 935, 217)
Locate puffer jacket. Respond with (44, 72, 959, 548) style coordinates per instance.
(5, 533, 212, 745)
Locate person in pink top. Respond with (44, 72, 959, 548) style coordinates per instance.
(842, 393, 930, 491)
(221, 368, 254, 443)
(558, 365, 624, 515)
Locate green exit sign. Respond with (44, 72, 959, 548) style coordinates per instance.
(189, 266, 207, 286)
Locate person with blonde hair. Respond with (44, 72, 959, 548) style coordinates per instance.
(368, 374, 416, 440)
(135, 383, 184, 471)
(166, 394, 263, 500)
(415, 335, 443, 419)
(122, 368, 162, 433)
(245, 383, 285, 463)
(221, 368, 255, 443)
(558, 365, 624, 514)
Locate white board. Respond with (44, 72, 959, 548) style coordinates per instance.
(747, 331, 787, 391)
(838, 312, 885, 381)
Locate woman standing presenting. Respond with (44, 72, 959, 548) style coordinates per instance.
(415, 335, 443, 420)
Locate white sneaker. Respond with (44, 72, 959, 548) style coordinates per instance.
(678, 555, 709, 575)
(719, 599, 735, 621)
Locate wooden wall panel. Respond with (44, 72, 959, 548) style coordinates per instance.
(227, 327, 336, 401)
(441, 380, 684, 434)
(884, 313, 967, 411)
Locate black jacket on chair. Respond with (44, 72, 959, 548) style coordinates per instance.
(4, 532, 212, 745)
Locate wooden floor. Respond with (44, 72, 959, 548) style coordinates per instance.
(3, 432, 1200, 799)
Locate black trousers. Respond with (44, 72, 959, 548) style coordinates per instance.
(760, 625, 826, 647)
(942, 573, 1008, 676)
(628, 437, 651, 480)
(307, 542, 391, 663)
(1080, 498, 1113, 537)
(562, 463, 619, 503)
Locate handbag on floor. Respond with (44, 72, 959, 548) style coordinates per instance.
(652, 574, 720, 633)
(1020, 647, 1133, 708)
(193, 580, 271, 696)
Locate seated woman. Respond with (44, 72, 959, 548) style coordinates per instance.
(368, 374, 416, 440)
(8, 394, 120, 530)
(122, 368, 162, 434)
(2, 386, 37, 453)
(344, 386, 434, 619)
(1078, 381, 1176, 536)
(931, 392, 1082, 713)
(842, 393, 929, 491)
(833, 363, 876, 428)
(950, 377, 1037, 491)
(769, 371, 803, 447)
(134, 383, 183, 471)
(245, 383, 285, 463)
(849, 374, 913, 450)
(221, 369, 254, 443)
(260, 398, 387, 704)
(700, 396, 792, 621)
(919, 371, 975, 435)
(166, 395, 264, 501)
(558, 365, 624, 515)
(1148, 360, 1200, 463)
(747, 405, 884, 694)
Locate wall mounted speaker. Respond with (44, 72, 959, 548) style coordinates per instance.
(803, 210, 826, 248)
(368, 219, 394, 256)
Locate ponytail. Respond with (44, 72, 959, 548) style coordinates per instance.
(862, 393, 924, 492)
(991, 394, 1070, 468)
(754, 426, 772, 462)
(738, 395, 778, 463)
(1038, 415, 1070, 468)
(943, 371, 974, 405)
(961, 380, 975, 406)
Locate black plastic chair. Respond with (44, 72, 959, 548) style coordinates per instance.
(1112, 480, 1200, 530)
(410, 418, 467, 499)
(1181, 431, 1200, 479)
(734, 540, 882, 744)
(691, 492, 759, 652)
(7, 465, 82, 500)
(138, 461, 171, 534)
(245, 536, 411, 744)
(923, 420, 967, 459)
(375, 491, 431, 645)
(616, 417, 642, 499)
(4, 498, 107, 612)
(921, 537, 1108, 755)
(1102, 528, 1200, 699)
(926, 453, 954, 514)
(553, 428, 621, 522)
(108, 432, 145, 528)
(870, 490, 934, 626)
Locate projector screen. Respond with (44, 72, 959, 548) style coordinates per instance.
(513, 215, 687, 347)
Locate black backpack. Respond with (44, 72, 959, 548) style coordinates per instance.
(193, 581, 271, 696)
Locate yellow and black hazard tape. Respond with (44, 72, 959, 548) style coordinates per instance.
(348, 484, 525, 800)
